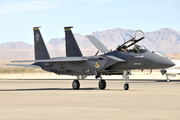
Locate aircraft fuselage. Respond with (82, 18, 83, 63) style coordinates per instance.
(38, 50, 174, 75)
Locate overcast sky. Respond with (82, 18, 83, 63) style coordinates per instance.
(0, 0, 180, 45)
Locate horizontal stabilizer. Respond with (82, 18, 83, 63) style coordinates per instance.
(6, 64, 40, 68)
(86, 35, 109, 53)
(11, 57, 88, 63)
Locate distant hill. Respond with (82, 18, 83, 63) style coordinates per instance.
(0, 28, 180, 59)
(0, 41, 33, 50)
(142, 28, 180, 52)
(0, 41, 34, 59)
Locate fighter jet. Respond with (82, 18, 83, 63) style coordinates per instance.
(7, 27, 175, 90)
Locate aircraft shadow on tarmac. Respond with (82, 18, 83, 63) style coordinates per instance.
(0, 80, 179, 92)
(0, 88, 99, 91)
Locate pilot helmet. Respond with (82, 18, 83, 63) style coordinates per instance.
(135, 44, 140, 48)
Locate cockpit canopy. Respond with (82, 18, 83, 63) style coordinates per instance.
(119, 30, 145, 47)
(117, 30, 149, 53)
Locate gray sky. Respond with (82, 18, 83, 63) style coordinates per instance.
(0, 0, 180, 45)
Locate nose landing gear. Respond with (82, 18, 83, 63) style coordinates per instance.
(123, 70, 130, 90)
(124, 83, 129, 90)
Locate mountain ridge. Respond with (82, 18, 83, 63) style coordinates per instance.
(0, 28, 180, 59)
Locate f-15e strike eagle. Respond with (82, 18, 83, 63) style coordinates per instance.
(7, 26, 175, 90)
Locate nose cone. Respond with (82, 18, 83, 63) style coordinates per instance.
(152, 56, 175, 69)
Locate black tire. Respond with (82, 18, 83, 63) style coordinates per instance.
(99, 79, 106, 90)
(72, 80, 80, 90)
(124, 83, 129, 90)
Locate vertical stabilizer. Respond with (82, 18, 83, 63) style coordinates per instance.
(33, 27, 50, 60)
(64, 26, 83, 57)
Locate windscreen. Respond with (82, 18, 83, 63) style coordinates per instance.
(154, 51, 169, 59)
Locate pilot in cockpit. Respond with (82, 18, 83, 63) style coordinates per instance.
(133, 44, 140, 53)
(119, 45, 128, 52)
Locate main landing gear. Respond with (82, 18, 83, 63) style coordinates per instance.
(72, 80, 80, 90)
(72, 78, 106, 90)
(99, 79, 106, 90)
(72, 74, 107, 90)
(97, 73, 106, 90)
(72, 75, 87, 90)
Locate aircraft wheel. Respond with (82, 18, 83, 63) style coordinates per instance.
(72, 80, 80, 90)
(124, 83, 129, 90)
(99, 79, 106, 90)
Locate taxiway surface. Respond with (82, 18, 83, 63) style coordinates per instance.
(0, 79, 180, 120)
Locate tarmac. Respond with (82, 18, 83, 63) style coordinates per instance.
(0, 76, 180, 120)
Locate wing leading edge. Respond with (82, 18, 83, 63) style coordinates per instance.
(11, 57, 88, 63)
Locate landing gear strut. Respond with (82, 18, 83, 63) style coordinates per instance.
(96, 73, 107, 90)
(72, 79, 80, 90)
(166, 74, 170, 82)
(123, 70, 130, 90)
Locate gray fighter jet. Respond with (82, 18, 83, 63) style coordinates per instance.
(7, 27, 175, 90)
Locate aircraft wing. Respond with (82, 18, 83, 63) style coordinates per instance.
(86, 35, 109, 53)
(11, 57, 88, 63)
(6, 64, 41, 68)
